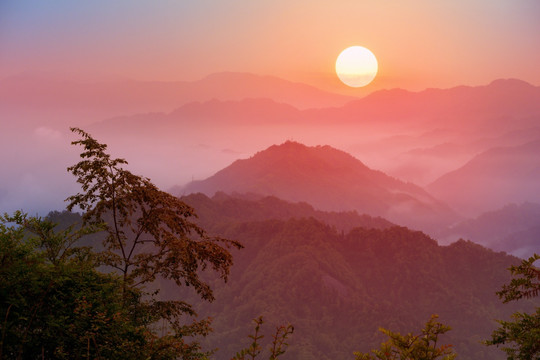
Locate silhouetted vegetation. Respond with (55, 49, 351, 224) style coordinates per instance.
(231, 317, 294, 360)
(485, 254, 540, 359)
(0, 212, 153, 359)
(354, 315, 456, 360)
(1, 129, 243, 359)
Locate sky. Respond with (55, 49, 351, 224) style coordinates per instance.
(2, 0, 540, 93)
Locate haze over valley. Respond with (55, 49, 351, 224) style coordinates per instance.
(2, 74, 540, 257)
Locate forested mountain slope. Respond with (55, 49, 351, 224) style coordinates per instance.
(46, 199, 533, 360)
(181, 192, 394, 233)
(164, 217, 531, 360)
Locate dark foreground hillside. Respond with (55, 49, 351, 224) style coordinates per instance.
(170, 216, 533, 360)
(48, 199, 534, 360)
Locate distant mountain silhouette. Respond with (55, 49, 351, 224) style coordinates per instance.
(88, 78, 540, 190)
(0, 72, 354, 127)
(168, 97, 301, 125)
(336, 78, 540, 128)
(194, 72, 356, 109)
(91, 77, 540, 131)
(437, 202, 540, 257)
(427, 140, 540, 216)
(470, 127, 540, 151)
(176, 141, 459, 232)
(88, 79, 540, 179)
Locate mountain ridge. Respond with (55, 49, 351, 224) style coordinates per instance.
(89, 77, 540, 134)
(175, 216, 530, 360)
(437, 202, 540, 257)
(427, 139, 540, 215)
(0, 71, 355, 121)
(176, 141, 459, 232)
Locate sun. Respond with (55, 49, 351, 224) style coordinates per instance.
(335, 46, 378, 87)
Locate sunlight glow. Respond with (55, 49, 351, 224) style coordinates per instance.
(335, 46, 378, 87)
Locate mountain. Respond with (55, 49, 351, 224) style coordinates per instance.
(4, 77, 540, 217)
(176, 141, 460, 232)
(169, 217, 532, 360)
(181, 192, 395, 234)
(427, 140, 540, 216)
(47, 198, 532, 360)
(337, 78, 540, 129)
(87, 98, 304, 142)
(193, 72, 356, 109)
(0, 72, 354, 127)
(87, 78, 540, 191)
(385, 127, 540, 185)
(499, 225, 540, 258)
(437, 202, 540, 257)
(91, 78, 540, 132)
(470, 126, 540, 151)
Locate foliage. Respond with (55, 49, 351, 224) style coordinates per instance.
(0, 212, 147, 359)
(485, 309, 540, 360)
(497, 254, 540, 303)
(485, 254, 540, 360)
(354, 315, 456, 360)
(231, 317, 294, 360)
(64, 127, 243, 358)
(66, 127, 242, 298)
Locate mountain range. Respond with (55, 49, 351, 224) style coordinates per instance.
(439, 202, 540, 257)
(48, 195, 534, 360)
(4, 68, 540, 360)
(427, 139, 540, 215)
(0, 72, 354, 127)
(173, 139, 540, 257)
(89, 77, 540, 133)
(180, 192, 395, 234)
(85, 76, 540, 197)
(157, 207, 532, 360)
(336, 78, 540, 126)
(2, 73, 539, 233)
(175, 141, 459, 233)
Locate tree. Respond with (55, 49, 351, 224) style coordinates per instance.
(66, 128, 242, 297)
(0, 211, 147, 359)
(485, 254, 540, 360)
(65, 128, 243, 358)
(354, 315, 456, 360)
(497, 254, 540, 303)
(231, 317, 294, 360)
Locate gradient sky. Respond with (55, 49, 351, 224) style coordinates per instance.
(2, 0, 540, 93)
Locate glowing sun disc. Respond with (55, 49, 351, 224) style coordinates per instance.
(336, 46, 378, 87)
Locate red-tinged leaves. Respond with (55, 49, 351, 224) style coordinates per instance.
(66, 128, 242, 301)
(65, 128, 243, 358)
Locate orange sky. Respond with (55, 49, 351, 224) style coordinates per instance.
(1, 1, 540, 95)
